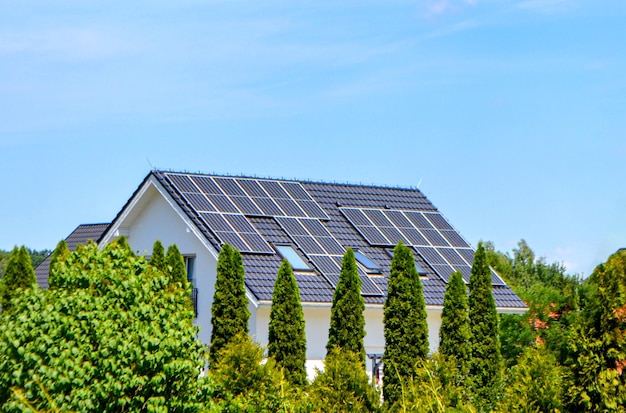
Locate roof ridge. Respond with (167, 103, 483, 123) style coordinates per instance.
(154, 169, 423, 192)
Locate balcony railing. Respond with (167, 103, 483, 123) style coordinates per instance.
(191, 287, 198, 317)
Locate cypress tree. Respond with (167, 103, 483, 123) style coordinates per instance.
(268, 260, 307, 386)
(1, 246, 36, 312)
(326, 248, 366, 363)
(209, 244, 250, 367)
(48, 240, 70, 288)
(383, 241, 429, 407)
(440, 270, 471, 398)
(166, 244, 187, 286)
(468, 242, 502, 412)
(150, 240, 166, 272)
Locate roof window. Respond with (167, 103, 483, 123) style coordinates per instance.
(354, 249, 381, 274)
(275, 245, 311, 271)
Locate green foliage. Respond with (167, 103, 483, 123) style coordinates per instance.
(496, 347, 563, 413)
(210, 244, 250, 367)
(0, 240, 208, 412)
(389, 356, 475, 413)
(268, 260, 307, 387)
(48, 240, 70, 288)
(208, 333, 304, 413)
(468, 242, 502, 412)
(150, 240, 166, 272)
(326, 248, 366, 363)
(439, 270, 471, 400)
(167, 244, 188, 287)
(383, 241, 429, 407)
(28, 249, 51, 270)
(564, 249, 626, 412)
(0, 246, 36, 312)
(309, 348, 380, 413)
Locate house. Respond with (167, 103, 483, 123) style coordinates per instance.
(37, 170, 525, 376)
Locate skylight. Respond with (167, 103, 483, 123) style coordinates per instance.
(354, 250, 381, 274)
(275, 245, 311, 271)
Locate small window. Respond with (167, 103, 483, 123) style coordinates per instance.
(354, 249, 381, 274)
(184, 256, 196, 285)
(275, 245, 311, 271)
(386, 249, 428, 277)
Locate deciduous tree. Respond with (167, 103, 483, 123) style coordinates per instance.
(268, 260, 307, 386)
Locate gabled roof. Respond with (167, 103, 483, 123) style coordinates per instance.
(152, 170, 525, 309)
(35, 223, 110, 288)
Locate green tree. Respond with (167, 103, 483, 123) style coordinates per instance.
(469, 242, 502, 412)
(268, 260, 307, 387)
(0, 239, 208, 412)
(309, 348, 381, 413)
(439, 270, 471, 400)
(496, 347, 563, 413)
(0, 246, 36, 312)
(48, 240, 70, 288)
(209, 244, 250, 367)
(383, 241, 429, 407)
(150, 240, 166, 272)
(326, 248, 366, 362)
(565, 249, 626, 412)
(166, 243, 188, 287)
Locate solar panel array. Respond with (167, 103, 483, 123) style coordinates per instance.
(341, 207, 505, 285)
(275, 217, 384, 296)
(164, 172, 329, 253)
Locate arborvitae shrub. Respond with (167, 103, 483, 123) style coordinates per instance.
(0, 246, 36, 312)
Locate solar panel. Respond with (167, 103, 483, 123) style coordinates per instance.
(300, 219, 330, 237)
(260, 180, 290, 199)
(275, 198, 306, 217)
(384, 210, 413, 228)
(275, 217, 308, 236)
(341, 208, 372, 226)
(236, 179, 268, 198)
(252, 197, 284, 216)
(318, 237, 345, 255)
(167, 174, 199, 193)
(415, 246, 447, 265)
(458, 266, 472, 283)
(431, 264, 455, 283)
(281, 182, 312, 200)
(213, 177, 246, 196)
(437, 248, 466, 265)
(182, 193, 216, 212)
(200, 212, 273, 254)
(356, 226, 390, 246)
(309, 254, 341, 275)
(420, 229, 451, 247)
(363, 209, 393, 227)
(424, 212, 454, 231)
(200, 212, 232, 231)
(206, 194, 239, 214)
(398, 227, 429, 246)
(192, 176, 223, 195)
(440, 230, 470, 248)
(457, 248, 475, 265)
(230, 196, 263, 216)
(241, 232, 273, 253)
(491, 269, 506, 286)
(378, 226, 409, 246)
(293, 235, 325, 254)
(297, 200, 329, 220)
(404, 211, 433, 229)
(215, 231, 248, 252)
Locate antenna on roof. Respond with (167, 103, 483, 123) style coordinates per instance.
(146, 158, 154, 170)
(416, 178, 423, 189)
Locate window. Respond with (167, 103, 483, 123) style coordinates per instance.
(354, 249, 381, 274)
(275, 245, 311, 271)
(386, 249, 428, 277)
(184, 256, 196, 285)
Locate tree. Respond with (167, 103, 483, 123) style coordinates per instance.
(166, 243, 188, 287)
(48, 240, 70, 288)
(0, 246, 36, 312)
(150, 240, 166, 272)
(0, 239, 208, 412)
(565, 249, 626, 412)
(383, 241, 429, 407)
(469, 242, 502, 412)
(209, 244, 250, 367)
(439, 270, 471, 398)
(326, 248, 366, 362)
(268, 260, 307, 386)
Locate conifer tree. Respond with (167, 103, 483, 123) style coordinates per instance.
(268, 260, 307, 386)
(383, 241, 429, 407)
(166, 244, 187, 286)
(439, 270, 471, 397)
(209, 244, 250, 367)
(150, 240, 166, 272)
(468, 242, 502, 412)
(0, 246, 36, 312)
(48, 240, 70, 288)
(326, 248, 366, 363)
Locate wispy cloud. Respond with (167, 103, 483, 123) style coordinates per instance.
(423, 0, 479, 17)
(516, 0, 574, 14)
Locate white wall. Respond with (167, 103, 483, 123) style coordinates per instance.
(117, 185, 219, 345)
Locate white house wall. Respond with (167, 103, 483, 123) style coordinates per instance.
(117, 186, 219, 345)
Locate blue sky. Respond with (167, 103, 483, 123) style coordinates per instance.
(1, 0, 624, 277)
